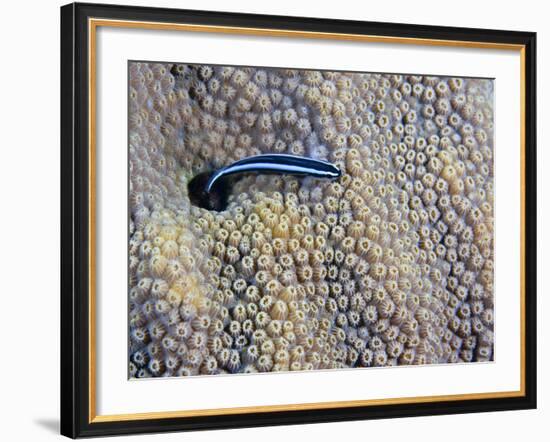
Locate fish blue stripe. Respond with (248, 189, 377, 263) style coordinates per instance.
(206, 154, 341, 193)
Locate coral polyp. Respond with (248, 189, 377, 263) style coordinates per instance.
(128, 61, 494, 378)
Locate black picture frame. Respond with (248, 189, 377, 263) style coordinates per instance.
(61, 2, 537, 438)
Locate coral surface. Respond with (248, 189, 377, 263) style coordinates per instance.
(128, 62, 494, 378)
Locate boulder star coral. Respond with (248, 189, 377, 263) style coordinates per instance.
(128, 62, 494, 378)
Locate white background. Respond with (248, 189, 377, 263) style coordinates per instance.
(0, 0, 546, 440)
(96, 25, 520, 415)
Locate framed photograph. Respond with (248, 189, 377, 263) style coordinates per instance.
(60, 2, 537, 438)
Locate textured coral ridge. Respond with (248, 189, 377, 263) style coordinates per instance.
(128, 62, 495, 378)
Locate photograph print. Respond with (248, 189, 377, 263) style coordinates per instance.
(128, 61, 494, 379)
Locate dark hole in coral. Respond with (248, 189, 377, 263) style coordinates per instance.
(188, 86, 198, 101)
(187, 171, 231, 212)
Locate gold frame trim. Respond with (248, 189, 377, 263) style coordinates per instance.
(88, 18, 527, 424)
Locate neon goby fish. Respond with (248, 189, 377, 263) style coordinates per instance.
(188, 154, 341, 211)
